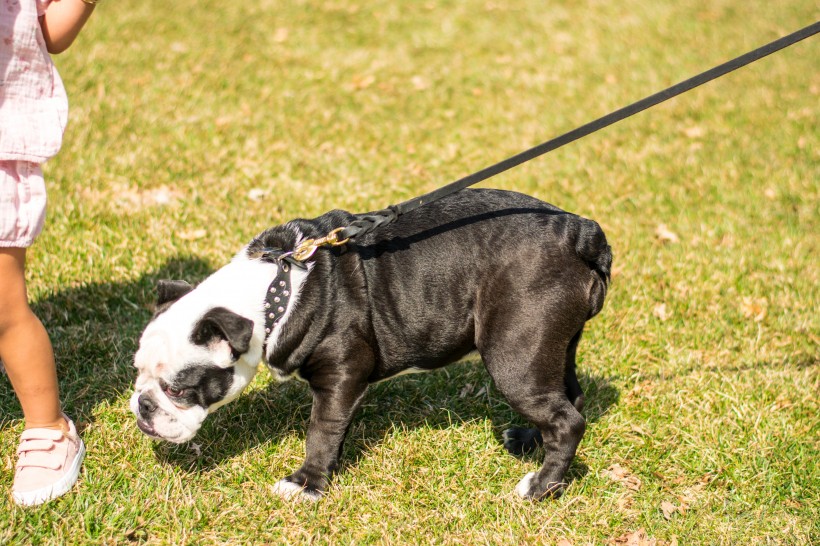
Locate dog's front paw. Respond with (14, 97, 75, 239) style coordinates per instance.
(514, 472, 566, 501)
(271, 478, 323, 502)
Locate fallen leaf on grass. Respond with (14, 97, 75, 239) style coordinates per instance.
(143, 186, 181, 206)
(683, 125, 706, 138)
(248, 188, 268, 201)
(609, 529, 676, 546)
(556, 540, 573, 546)
(273, 27, 289, 43)
(630, 425, 650, 436)
(604, 464, 641, 491)
(655, 224, 679, 243)
(660, 500, 677, 520)
(740, 297, 767, 322)
(784, 498, 802, 509)
(609, 528, 657, 545)
(653, 303, 673, 322)
(411, 75, 430, 90)
(617, 494, 634, 511)
(459, 383, 474, 398)
(351, 74, 376, 90)
(459, 383, 487, 399)
(626, 380, 657, 402)
(124, 517, 148, 543)
(96, 184, 184, 211)
(774, 395, 794, 410)
(178, 229, 207, 241)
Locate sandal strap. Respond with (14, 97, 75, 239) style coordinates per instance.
(17, 439, 57, 454)
(16, 448, 63, 470)
(20, 427, 64, 441)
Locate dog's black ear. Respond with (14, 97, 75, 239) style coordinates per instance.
(156, 280, 194, 306)
(190, 307, 254, 357)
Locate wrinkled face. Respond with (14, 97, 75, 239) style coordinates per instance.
(130, 280, 262, 443)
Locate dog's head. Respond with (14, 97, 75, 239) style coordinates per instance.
(130, 277, 263, 443)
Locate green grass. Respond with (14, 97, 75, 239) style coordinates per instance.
(1, 0, 818, 543)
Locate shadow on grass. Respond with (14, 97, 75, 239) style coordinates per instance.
(154, 357, 619, 489)
(0, 255, 215, 433)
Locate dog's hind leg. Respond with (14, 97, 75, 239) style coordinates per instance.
(564, 328, 585, 412)
(502, 328, 585, 457)
(482, 336, 585, 500)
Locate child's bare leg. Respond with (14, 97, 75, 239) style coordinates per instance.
(0, 247, 64, 431)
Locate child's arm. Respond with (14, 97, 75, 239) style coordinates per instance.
(39, 0, 96, 54)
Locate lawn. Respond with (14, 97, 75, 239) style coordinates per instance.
(1, 0, 817, 544)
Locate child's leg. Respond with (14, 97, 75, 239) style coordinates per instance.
(0, 247, 65, 430)
(2, 165, 84, 505)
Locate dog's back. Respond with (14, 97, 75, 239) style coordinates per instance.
(355, 188, 610, 315)
(344, 189, 610, 373)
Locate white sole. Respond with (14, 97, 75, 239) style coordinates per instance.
(12, 440, 86, 507)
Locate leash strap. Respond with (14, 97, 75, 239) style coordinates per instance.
(336, 21, 819, 242)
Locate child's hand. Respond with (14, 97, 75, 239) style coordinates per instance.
(39, 0, 97, 54)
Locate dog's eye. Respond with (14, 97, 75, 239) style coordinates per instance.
(163, 385, 186, 398)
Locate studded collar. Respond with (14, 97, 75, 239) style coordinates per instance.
(256, 249, 305, 352)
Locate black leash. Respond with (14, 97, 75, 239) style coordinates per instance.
(284, 21, 819, 262)
(314, 21, 816, 248)
(259, 21, 818, 347)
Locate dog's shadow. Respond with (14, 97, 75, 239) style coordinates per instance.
(154, 360, 620, 486)
(0, 256, 215, 434)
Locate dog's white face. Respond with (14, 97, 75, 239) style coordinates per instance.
(130, 257, 277, 443)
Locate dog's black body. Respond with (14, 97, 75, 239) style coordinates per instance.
(133, 188, 611, 501)
(248, 189, 611, 499)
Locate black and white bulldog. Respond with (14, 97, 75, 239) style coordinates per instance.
(130, 188, 612, 501)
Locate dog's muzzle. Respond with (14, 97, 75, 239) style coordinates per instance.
(129, 389, 207, 443)
(130, 392, 160, 437)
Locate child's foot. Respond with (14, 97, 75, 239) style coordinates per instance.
(12, 415, 85, 506)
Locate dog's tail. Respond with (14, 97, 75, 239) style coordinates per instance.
(574, 218, 612, 319)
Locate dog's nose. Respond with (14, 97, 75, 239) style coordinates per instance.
(138, 395, 158, 417)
